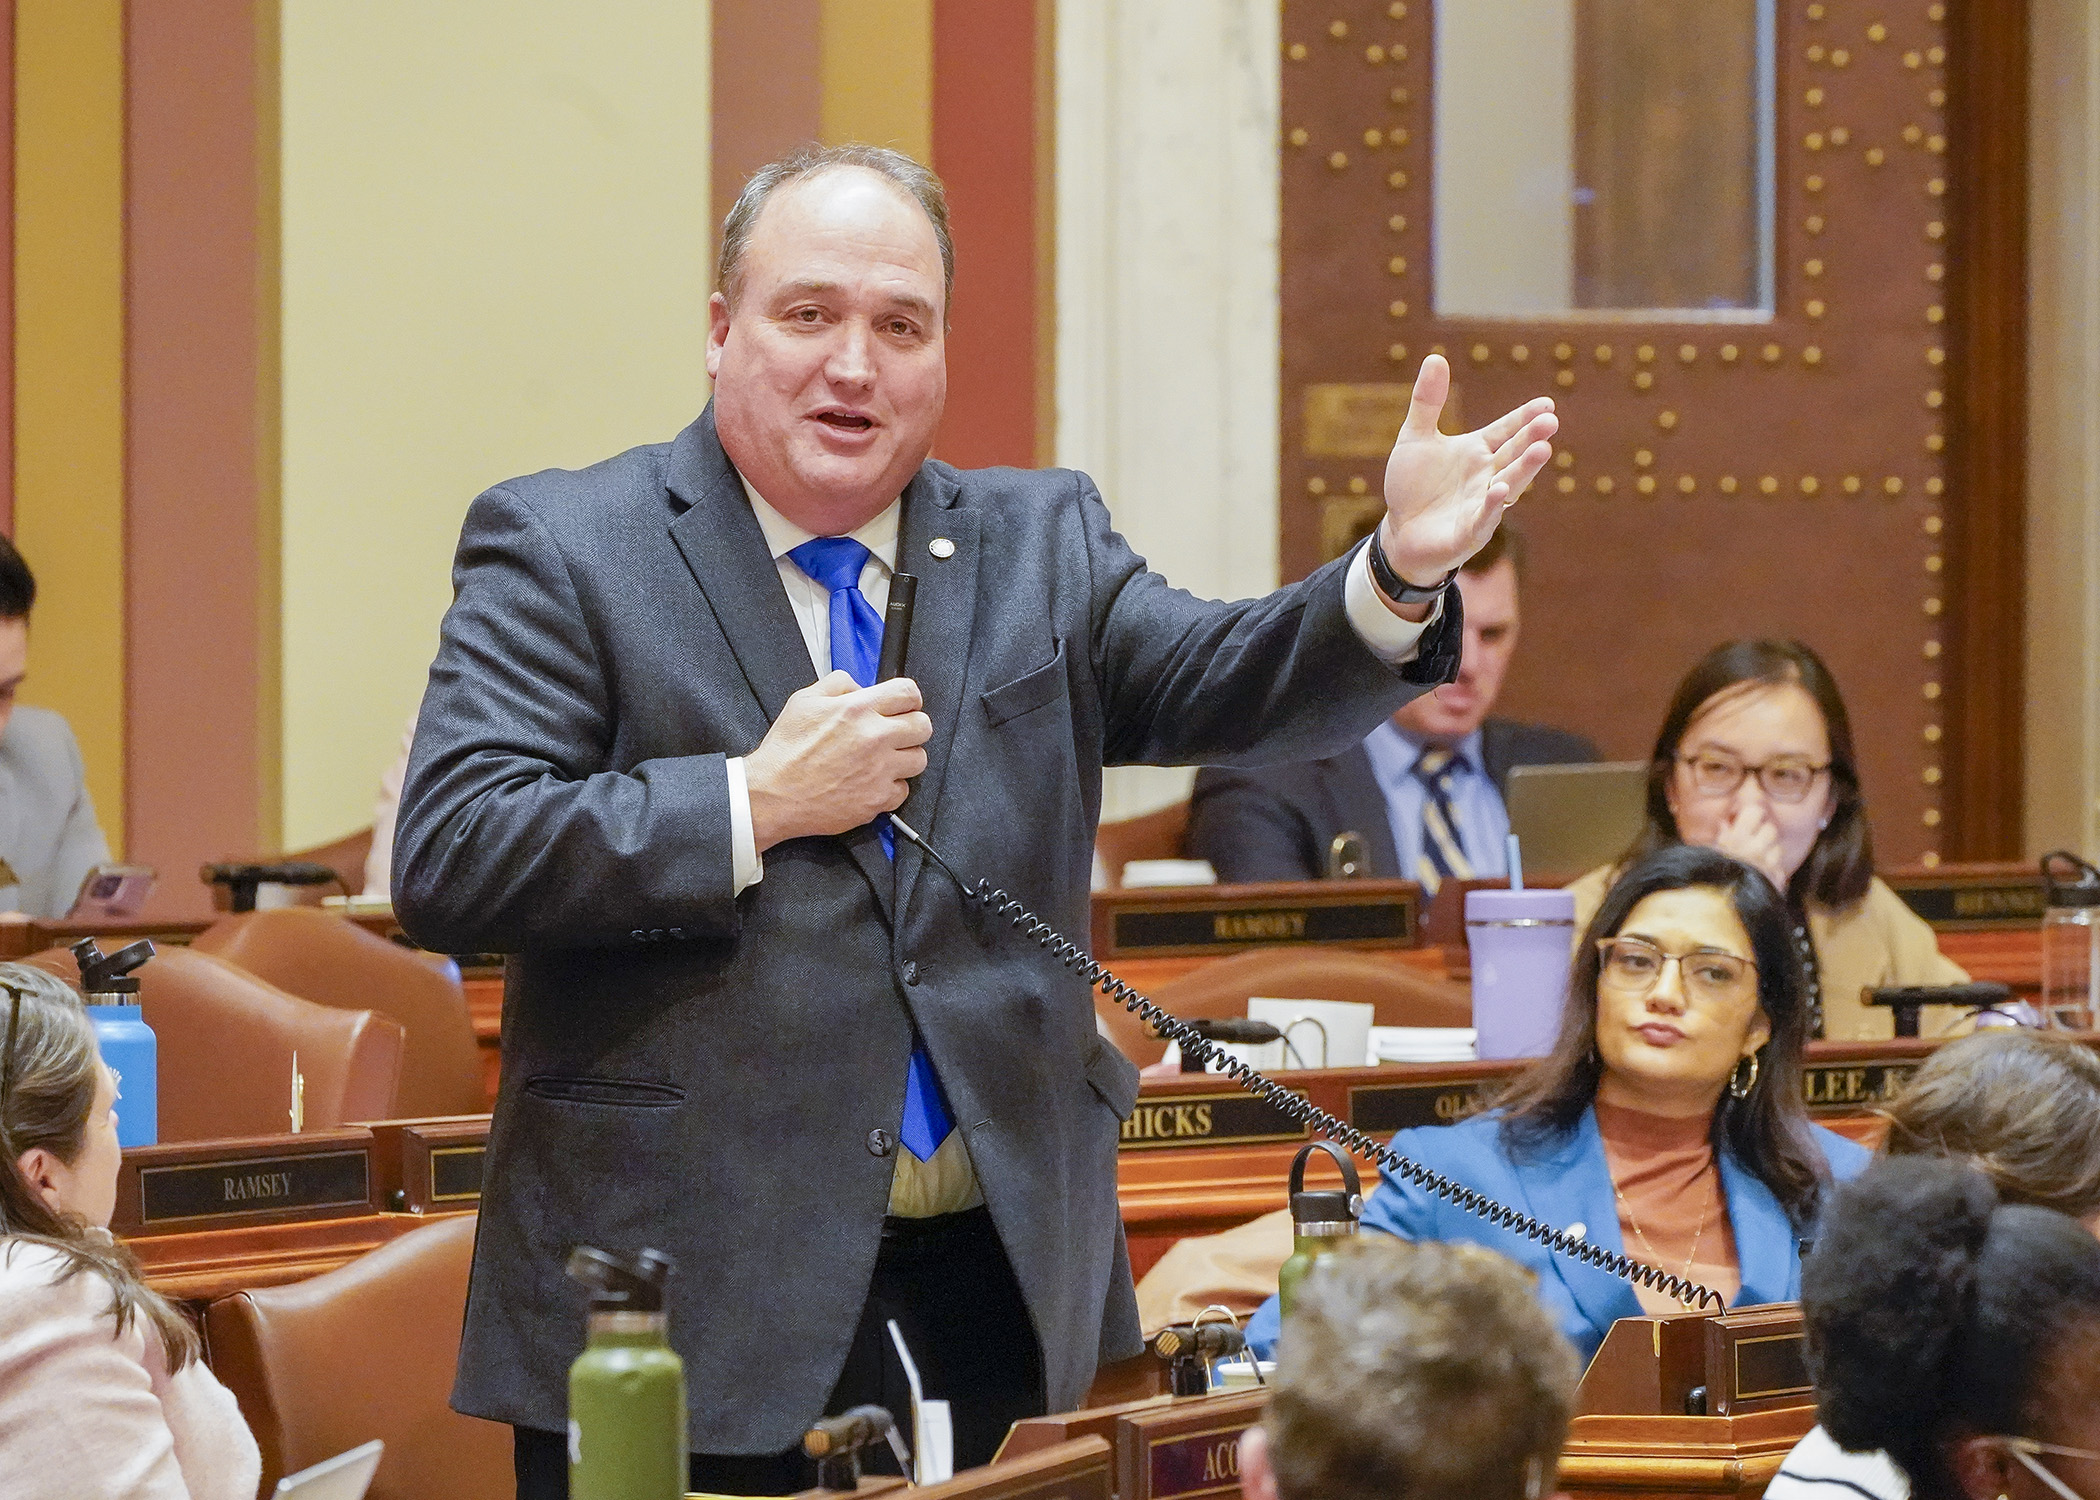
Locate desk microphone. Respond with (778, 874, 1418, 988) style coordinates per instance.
(1182, 1019, 1283, 1045)
(877, 573, 918, 682)
(1150, 1322, 1247, 1362)
(803, 1405, 898, 1459)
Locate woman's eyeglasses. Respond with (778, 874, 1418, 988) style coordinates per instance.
(0, 982, 23, 1137)
(1994, 1437, 2100, 1500)
(1596, 937, 1756, 1002)
(1675, 751, 1832, 803)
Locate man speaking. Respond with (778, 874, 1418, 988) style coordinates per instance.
(393, 145, 1557, 1498)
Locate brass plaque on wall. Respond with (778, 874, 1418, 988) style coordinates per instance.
(1303, 382, 1411, 456)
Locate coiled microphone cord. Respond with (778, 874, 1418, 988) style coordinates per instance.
(890, 814, 1724, 1312)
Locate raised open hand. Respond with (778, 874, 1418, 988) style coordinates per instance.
(1377, 354, 1558, 588)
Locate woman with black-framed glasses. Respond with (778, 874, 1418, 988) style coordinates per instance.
(1797, 1155, 2100, 1500)
(0, 962, 258, 1498)
(1239, 844, 1868, 1364)
(1567, 638, 1968, 1042)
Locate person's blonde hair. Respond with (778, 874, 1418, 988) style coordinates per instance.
(0, 963, 198, 1367)
(1880, 1028, 2100, 1218)
(1267, 1237, 1578, 1500)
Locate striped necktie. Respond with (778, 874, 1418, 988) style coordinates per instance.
(786, 536, 955, 1161)
(1413, 744, 1475, 896)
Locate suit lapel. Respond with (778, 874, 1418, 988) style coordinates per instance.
(1512, 1109, 1645, 1340)
(664, 411, 819, 722)
(1323, 748, 1400, 877)
(894, 468, 979, 920)
(663, 409, 896, 920)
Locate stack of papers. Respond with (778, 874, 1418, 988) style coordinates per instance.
(1370, 1026, 1478, 1064)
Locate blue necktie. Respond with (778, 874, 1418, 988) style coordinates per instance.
(786, 537, 954, 1161)
(1412, 745, 1475, 898)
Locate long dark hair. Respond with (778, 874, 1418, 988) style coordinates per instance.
(1496, 844, 1830, 1229)
(1623, 639, 1874, 909)
(1804, 1158, 2100, 1500)
(0, 963, 199, 1367)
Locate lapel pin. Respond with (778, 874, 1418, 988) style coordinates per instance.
(928, 537, 956, 560)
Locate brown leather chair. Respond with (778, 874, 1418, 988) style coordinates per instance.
(28, 946, 403, 1139)
(194, 908, 485, 1118)
(205, 1213, 508, 1500)
(1098, 947, 1471, 1067)
(1094, 801, 1192, 887)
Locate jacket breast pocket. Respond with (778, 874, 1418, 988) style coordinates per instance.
(523, 1076, 686, 1108)
(981, 643, 1069, 728)
(1083, 1034, 1141, 1121)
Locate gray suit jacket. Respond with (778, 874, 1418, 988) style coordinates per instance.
(0, 705, 111, 920)
(1185, 718, 1598, 883)
(392, 408, 1458, 1450)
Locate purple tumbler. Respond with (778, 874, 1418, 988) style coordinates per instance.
(1466, 887, 1578, 1060)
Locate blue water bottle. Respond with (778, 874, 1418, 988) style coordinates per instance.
(70, 938, 159, 1148)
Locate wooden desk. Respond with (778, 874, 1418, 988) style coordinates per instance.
(0, 912, 400, 960)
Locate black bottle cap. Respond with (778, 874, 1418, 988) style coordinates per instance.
(1288, 1141, 1364, 1227)
(69, 937, 155, 999)
(2043, 851, 2100, 908)
(567, 1246, 675, 1312)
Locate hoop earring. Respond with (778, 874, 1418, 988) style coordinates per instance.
(1729, 1050, 1762, 1100)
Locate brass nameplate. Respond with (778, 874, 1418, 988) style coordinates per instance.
(427, 1144, 486, 1203)
(1106, 899, 1414, 959)
(1144, 1422, 1254, 1500)
(1348, 1080, 1485, 1134)
(1732, 1332, 1812, 1403)
(1119, 1091, 1307, 1151)
(138, 1150, 371, 1227)
(1303, 383, 1411, 457)
(1888, 874, 2046, 930)
(1800, 1061, 1917, 1112)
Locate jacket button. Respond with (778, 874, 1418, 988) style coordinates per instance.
(630, 930, 646, 943)
(866, 1129, 894, 1158)
(649, 929, 665, 942)
(903, 962, 920, 986)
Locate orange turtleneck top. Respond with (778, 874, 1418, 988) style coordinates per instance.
(1594, 1099, 1743, 1314)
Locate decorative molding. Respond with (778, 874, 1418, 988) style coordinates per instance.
(1056, 0, 1281, 821)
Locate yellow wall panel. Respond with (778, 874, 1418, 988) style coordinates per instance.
(13, 0, 127, 853)
(278, 1, 712, 848)
(821, 0, 933, 161)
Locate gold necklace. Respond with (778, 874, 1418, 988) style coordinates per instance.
(1614, 1165, 1717, 1301)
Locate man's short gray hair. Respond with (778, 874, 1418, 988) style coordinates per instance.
(717, 144, 954, 312)
(1266, 1237, 1580, 1500)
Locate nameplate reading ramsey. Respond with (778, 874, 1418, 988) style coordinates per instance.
(1347, 1080, 1485, 1135)
(1119, 1092, 1307, 1151)
(138, 1150, 372, 1227)
(1800, 1062, 1917, 1112)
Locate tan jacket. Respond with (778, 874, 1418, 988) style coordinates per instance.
(1566, 865, 1970, 1041)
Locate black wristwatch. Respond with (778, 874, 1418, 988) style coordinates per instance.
(1366, 533, 1458, 606)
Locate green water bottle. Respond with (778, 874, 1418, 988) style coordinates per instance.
(567, 1247, 686, 1500)
(1275, 1142, 1363, 1319)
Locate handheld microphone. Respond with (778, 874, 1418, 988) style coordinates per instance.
(876, 573, 918, 682)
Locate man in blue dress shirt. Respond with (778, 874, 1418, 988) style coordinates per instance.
(1187, 527, 1594, 891)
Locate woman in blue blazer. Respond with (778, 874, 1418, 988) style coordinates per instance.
(1249, 844, 1869, 1364)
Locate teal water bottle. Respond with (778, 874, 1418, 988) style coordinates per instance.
(1275, 1142, 1362, 1320)
(567, 1247, 686, 1500)
(71, 938, 158, 1148)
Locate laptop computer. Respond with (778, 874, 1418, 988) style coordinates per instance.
(274, 1440, 384, 1500)
(1503, 761, 1650, 880)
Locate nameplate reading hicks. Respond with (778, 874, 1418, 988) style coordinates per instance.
(1119, 1092, 1307, 1151)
